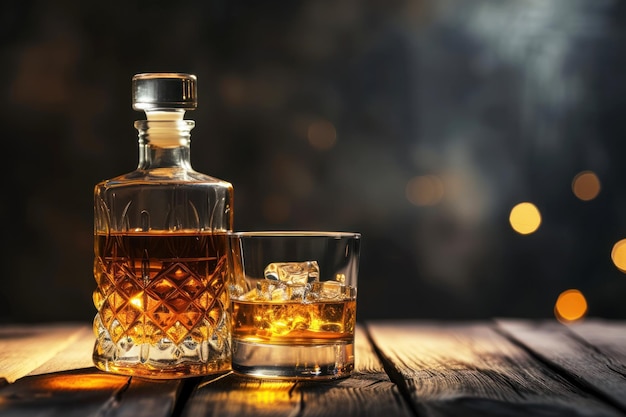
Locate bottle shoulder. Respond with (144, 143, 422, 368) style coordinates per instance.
(96, 169, 233, 190)
(94, 168, 234, 232)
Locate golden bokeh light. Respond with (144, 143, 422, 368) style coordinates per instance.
(554, 289, 588, 322)
(307, 120, 337, 150)
(405, 175, 444, 206)
(572, 171, 601, 201)
(509, 202, 542, 234)
(611, 239, 626, 273)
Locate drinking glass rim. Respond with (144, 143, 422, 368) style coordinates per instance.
(229, 231, 361, 239)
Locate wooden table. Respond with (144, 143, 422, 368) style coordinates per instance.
(1, 319, 625, 416)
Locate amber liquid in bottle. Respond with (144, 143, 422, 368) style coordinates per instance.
(92, 73, 233, 378)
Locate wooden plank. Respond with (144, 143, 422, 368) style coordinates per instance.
(297, 325, 413, 417)
(27, 324, 95, 377)
(0, 369, 130, 417)
(368, 320, 623, 417)
(182, 373, 298, 417)
(0, 364, 184, 417)
(0, 322, 186, 417)
(97, 377, 183, 417)
(0, 323, 89, 383)
(565, 319, 626, 366)
(497, 318, 626, 413)
(182, 325, 413, 417)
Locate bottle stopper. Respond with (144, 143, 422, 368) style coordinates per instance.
(132, 73, 197, 111)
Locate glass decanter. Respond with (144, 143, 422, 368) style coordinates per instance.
(92, 73, 234, 378)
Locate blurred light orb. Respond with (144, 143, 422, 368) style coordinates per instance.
(307, 120, 337, 150)
(405, 175, 444, 206)
(554, 289, 588, 322)
(509, 202, 541, 234)
(572, 171, 600, 201)
(610, 239, 626, 273)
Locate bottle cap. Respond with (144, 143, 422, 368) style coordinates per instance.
(132, 73, 197, 111)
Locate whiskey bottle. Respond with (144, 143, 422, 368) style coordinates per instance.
(92, 73, 234, 378)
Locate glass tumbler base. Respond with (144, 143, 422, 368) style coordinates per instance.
(231, 339, 354, 380)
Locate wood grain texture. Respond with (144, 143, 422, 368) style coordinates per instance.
(0, 373, 181, 417)
(2, 321, 626, 417)
(102, 377, 183, 417)
(367, 320, 623, 417)
(0, 369, 130, 417)
(565, 319, 626, 367)
(181, 373, 298, 417)
(27, 325, 95, 377)
(497, 318, 626, 413)
(0, 323, 188, 417)
(296, 325, 412, 417)
(182, 325, 413, 417)
(0, 323, 89, 384)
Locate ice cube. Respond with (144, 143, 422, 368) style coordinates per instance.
(256, 280, 288, 301)
(343, 285, 357, 299)
(308, 281, 344, 301)
(229, 284, 258, 301)
(229, 284, 245, 298)
(285, 283, 308, 301)
(264, 261, 319, 284)
(240, 288, 259, 301)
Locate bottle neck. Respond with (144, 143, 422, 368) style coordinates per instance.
(134, 119, 195, 170)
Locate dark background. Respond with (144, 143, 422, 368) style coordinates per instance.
(2, 0, 626, 323)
